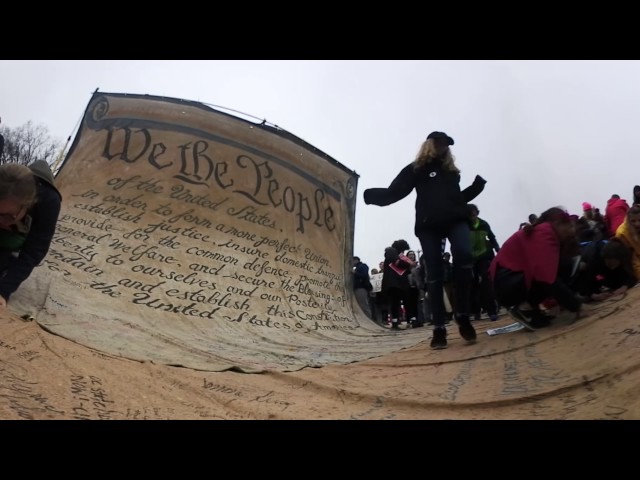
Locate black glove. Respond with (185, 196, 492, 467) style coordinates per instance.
(474, 175, 487, 185)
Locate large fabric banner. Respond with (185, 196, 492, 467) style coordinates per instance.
(10, 93, 422, 372)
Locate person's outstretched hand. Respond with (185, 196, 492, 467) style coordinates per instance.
(474, 175, 487, 185)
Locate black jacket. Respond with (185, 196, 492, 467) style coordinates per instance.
(381, 247, 413, 292)
(0, 161, 62, 300)
(576, 240, 636, 298)
(353, 261, 372, 291)
(364, 160, 486, 235)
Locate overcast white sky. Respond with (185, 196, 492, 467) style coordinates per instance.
(2, 60, 639, 269)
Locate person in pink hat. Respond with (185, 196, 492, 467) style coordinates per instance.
(581, 202, 606, 241)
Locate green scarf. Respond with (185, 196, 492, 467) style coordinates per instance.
(0, 215, 31, 251)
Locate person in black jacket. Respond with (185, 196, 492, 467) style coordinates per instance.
(0, 161, 62, 307)
(380, 239, 416, 330)
(632, 185, 640, 207)
(364, 131, 486, 349)
(573, 238, 636, 301)
(352, 256, 373, 319)
(0, 117, 5, 159)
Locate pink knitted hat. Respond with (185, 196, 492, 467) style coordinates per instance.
(582, 202, 593, 211)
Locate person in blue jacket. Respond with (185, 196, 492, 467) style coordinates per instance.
(364, 131, 486, 349)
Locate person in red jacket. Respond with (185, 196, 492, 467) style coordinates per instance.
(489, 207, 584, 329)
(604, 194, 630, 237)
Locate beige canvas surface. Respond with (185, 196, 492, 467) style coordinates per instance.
(8, 92, 425, 374)
(1, 291, 638, 419)
(1, 92, 638, 419)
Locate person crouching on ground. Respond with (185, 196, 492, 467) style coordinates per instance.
(0, 161, 62, 308)
(574, 237, 636, 302)
(488, 207, 584, 329)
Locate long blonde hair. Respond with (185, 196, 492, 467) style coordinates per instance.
(0, 163, 37, 207)
(412, 138, 460, 174)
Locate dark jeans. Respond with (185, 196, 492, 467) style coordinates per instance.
(492, 266, 581, 312)
(406, 287, 420, 321)
(420, 288, 432, 323)
(471, 257, 498, 316)
(418, 221, 473, 327)
(385, 287, 411, 321)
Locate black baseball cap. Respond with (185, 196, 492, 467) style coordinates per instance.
(427, 131, 454, 145)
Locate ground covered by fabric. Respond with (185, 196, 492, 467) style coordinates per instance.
(1, 290, 637, 419)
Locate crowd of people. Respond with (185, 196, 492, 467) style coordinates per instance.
(359, 130, 640, 349)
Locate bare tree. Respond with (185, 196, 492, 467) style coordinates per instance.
(0, 121, 64, 166)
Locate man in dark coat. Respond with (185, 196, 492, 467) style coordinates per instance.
(353, 256, 373, 319)
(0, 160, 62, 306)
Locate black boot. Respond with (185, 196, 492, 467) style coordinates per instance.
(456, 314, 477, 343)
(430, 326, 447, 349)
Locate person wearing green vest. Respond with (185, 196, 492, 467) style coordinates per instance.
(468, 204, 500, 321)
(0, 161, 62, 307)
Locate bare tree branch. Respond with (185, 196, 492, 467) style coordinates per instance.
(0, 121, 64, 166)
